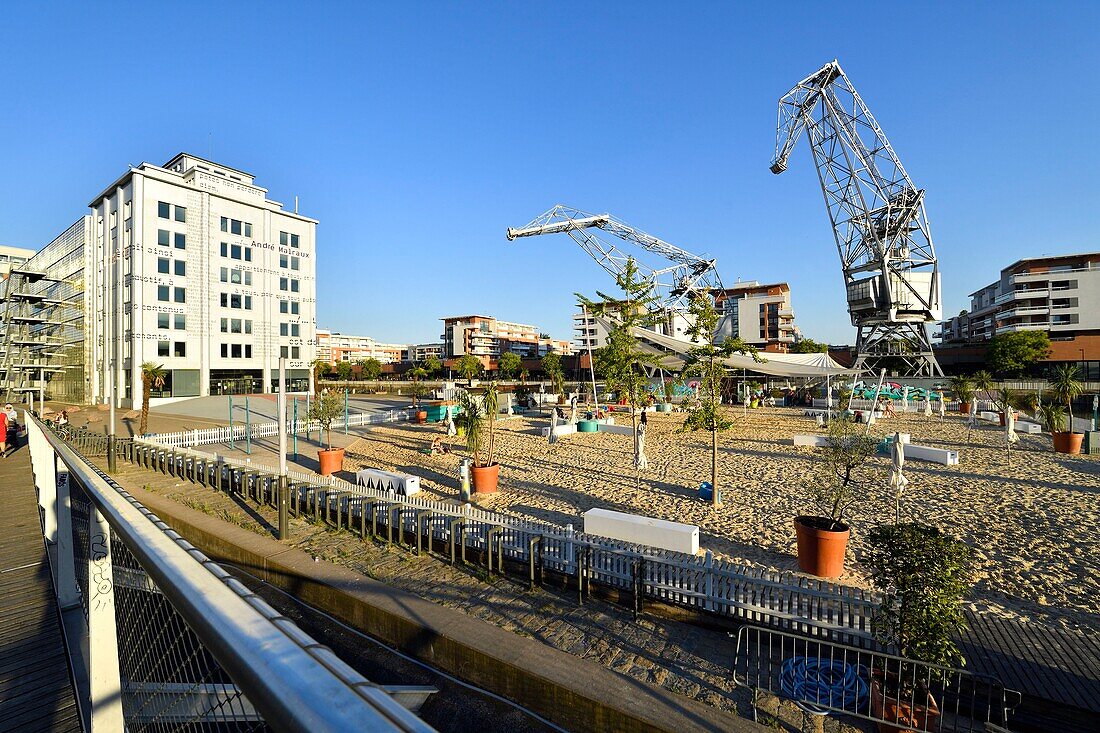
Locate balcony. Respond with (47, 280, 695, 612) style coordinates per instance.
(778, 307, 794, 317)
(1012, 265, 1096, 283)
(997, 305, 1049, 319)
(995, 321, 1051, 335)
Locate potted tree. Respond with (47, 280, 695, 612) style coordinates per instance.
(408, 365, 429, 423)
(796, 415, 878, 578)
(863, 523, 972, 733)
(992, 386, 1019, 426)
(949, 375, 974, 415)
(457, 384, 500, 493)
(972, 370, 994, 414)
(308, 389, 345, 476)
(1049, 364, 1084, 454)
(1038, 402, 1066, 447)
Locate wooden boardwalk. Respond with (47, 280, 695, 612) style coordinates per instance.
(960, 610, 1100, 732)
(0, 443, 82, 733)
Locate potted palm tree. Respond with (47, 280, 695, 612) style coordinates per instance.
(972, 370, 994, 414)
(1049, 364, 1084, 454)
(864, 523, 972, 733)
(408, 365, 429, 423)
(992, 386, 1019, 426)
(139, 362, 167, 436)
(1038, 402, 1066, 448)
(949, 375, 974, 415)
(796, 415, 879, 578)
(308, 389, 345, 475)
(457, 384, 500, 493)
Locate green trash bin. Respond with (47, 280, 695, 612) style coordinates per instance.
(577, 420, 598, 433)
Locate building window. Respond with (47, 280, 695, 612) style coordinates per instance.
(220, 217, 228, 232)
(230, 318, 241, 333)
(291, 257, 300, 271)
(174, 260, 186, 276)
(157, 313, 170, 329)
(220, 318, 228, 332)
(231, 344, 242, 358)
(280, 254, 288, 268)
(174, 233, 186, 249)
(291, 324, 300, 337)
(231, 294, 241, 309)
(279, 277, 288, 291)
(244, 320, 252, 334)
(280, 346, 289, 358)
(244, 271, 252, 286)
(174, 287, 186, 303)
(220, 242, 228, 257)
(291, 233, 299, 248)
(291, 301, 299, 315)
(280, 232, 287, 246)
(231, 244, 241, 260)
(231, 269, 242, 284)
(158, 341, 170, 357)
(220, 294, 228, 307)
(158, 201, 170, 219)
(245, 345, 252, 358)
(290, 279, 299, 293)
(244, 247, 251, 262)
(157, 258, 170, 274)
(220, 267, 228, 282)
(231, 219, 241, 235)
(280, 323, 289, 336)
(221, 343, 228, 358)
(279, 300, 288, 314)
(245, 295, 252, 309)
(244, 222, 252, 237)
(158, 229, 170, 246)
(174, 341, 186, 357)
(291, 346, 300, 359)
(174, 314, 186, 330)
(158, 285, 169, 302)
(174, 206, 186, 223)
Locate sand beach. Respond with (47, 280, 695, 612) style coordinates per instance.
(342, 406, 1100, 633)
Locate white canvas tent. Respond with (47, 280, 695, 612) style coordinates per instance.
(620, 321, 858, 379)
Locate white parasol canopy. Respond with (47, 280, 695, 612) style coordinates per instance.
(901, 385, 910, 412)
(923, 395, 933, 417)
(635, 421, 648, 470)
(938, 393, 946, 419)
(889, 432, 909, 522)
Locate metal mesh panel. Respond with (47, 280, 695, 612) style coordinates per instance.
(68, 479, 269, 731)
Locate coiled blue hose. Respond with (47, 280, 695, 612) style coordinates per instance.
(780, 656, 869, 714)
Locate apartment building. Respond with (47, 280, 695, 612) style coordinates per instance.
(440, 315, 568, 365)
(404, 343, 445, 363)
(936, 252, 1100, 378)
(316, 329, 406, 365)
(0, 153, 318, 405)
(713, 281, 799, 352)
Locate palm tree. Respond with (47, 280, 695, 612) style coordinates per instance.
(972, 370, 994, 407)
(1049, 364, 1084, 433)
(139, 362, 167, 436)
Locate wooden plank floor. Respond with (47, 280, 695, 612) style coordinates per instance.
(0, 442, 82, 733)
(960, 609, 1100, 727)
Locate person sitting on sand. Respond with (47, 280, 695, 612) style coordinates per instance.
(878, 395, 896, 418)
(429, 436, 450, 456)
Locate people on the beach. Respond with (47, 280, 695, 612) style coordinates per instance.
(0, 408, 7, 457)
(430, 436, 450, 456)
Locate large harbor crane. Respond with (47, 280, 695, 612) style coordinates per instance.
(506, 204, 725, 337)
(771, 60, 943, 377)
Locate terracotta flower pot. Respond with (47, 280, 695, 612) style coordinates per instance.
(472, 463, 499, 494)
(794, 516, 850, 578)
(317, 447, 345, 476)
(870, 675, 940, 733)
(959, 401, 971, 414)
(998, 411, 1006, 427)
(1052, 431, 1084, 454)
(415, 410, 427, 424)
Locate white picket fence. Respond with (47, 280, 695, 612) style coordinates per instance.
(813, 398, 998, 413)
(148, 409, 413, 449)
(132, 433, 882, 643)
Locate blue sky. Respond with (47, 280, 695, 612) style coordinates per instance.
(2, 2, 1098, 345)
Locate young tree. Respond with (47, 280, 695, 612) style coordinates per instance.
(359, 357, 383, 381)
(307, 389, 344, 450)
(498, 351, 522, 380)
(139, 362, 167, 436)
(986, 331, 1051, 377)
(1049, 364, 1084, 433)
(577, 257, 661, 470)
(407, 365, 429, 408)
(310, 358, 330, 395)
(455, 354, 483, 385)
(971, 369, 995, 406)
(540, 352, 565, 398)
(679, 293, 759, 506)
(335, 361, 354, 381)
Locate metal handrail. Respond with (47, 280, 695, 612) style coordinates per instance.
(33, 414, 435, 733)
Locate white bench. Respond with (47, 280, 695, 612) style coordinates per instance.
(539, 424, 577, 438)
(356, 468, 420, 496)
(598, 423, 634, 436)
(793, 434, 829, 447)
(904, 444, 959, 466)
(978, 411, 1000, 423)
(1016, 420, 1042, 434)
(583, 507, 699, 555)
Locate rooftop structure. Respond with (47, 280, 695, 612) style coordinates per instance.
(0, 244, 37, 278)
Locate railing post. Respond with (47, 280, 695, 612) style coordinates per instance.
(416, 510, 431, 556)
(106, 433, 116, 473)
(278, 475, 289, 541)
(53, 456, 81, 610)
(449, 518, 463, 565)
(88, 506, 125, 731)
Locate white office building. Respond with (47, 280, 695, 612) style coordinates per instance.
(0, 245, 36, 277)
(0, 153, 317, 406)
